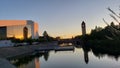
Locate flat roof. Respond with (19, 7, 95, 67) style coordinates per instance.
(0, 20, 27, 26)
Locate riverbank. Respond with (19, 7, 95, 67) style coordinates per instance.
(0, 41, 57, 59)
(89, 40, 120, 55)
(0, 41, 58, 68)
(0, 58, 16, 68)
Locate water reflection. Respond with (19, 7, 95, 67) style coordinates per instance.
(75, 41, 120, 64)
(91, 48, 120, 61)
(44, 52, 50, 61)
(8, 43, 120, 68)
(75, 43, 91, 64)
(82, 46, 90, 64)
(35, 57, 40, 68)
(8, 52, 49, 68)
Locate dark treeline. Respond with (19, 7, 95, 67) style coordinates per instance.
(75, 6, 120, 42)
(74, 22, 120, 41)
(75, 7, 120, 41)
(89, 22, 120, 40)
(11, 30, 57, 44)
(74, 22, 120, 56)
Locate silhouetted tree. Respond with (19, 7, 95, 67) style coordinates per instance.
(43, 31, 49, 41)
(89, 7, 120, 40)
(43, 31, 49, 37)
(42, 31, 56, 41)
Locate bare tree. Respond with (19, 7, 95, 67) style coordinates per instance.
(107, 7, 120, 25)
(107, 7, 120, 19)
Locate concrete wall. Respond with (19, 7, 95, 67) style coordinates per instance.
(0, 40, 14, 47)
(27, 20, 39, 39)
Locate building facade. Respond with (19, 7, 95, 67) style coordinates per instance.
(81, 21, 86, 35)
(0, 20, 39, 39)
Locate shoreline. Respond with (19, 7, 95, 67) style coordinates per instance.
(0, 41, 57, 68)
(0, 58, 16, 68)
(0, 41, 57, 59)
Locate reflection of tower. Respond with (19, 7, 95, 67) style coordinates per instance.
(35, 57, 40, 68)
(82, 45, 90, 64)
(84, 50, 89, 64)
(23, 26, 28, 39)
(81, 21, 86, 35)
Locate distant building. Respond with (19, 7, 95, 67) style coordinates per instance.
(0, 20, 39, 39)
(81, 21, 86, 35)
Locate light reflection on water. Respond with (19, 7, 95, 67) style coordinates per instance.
(9, 47, 120, 68)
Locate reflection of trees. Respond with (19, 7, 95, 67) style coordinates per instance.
(8, 51, 50, 67)
(8, 55, 36, 67)
(75, 41, 91, 64)
(43, 52, 50, 61)
(81, 39, 120, 62)
(91, 48, 120, 61)
(35, 51, 50, 61)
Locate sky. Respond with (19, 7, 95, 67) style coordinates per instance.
(0, 0, 119, 38)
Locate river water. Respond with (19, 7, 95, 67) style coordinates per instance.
(9, 46, 120, 68)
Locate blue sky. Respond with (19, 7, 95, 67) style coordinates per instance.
(0, 0, 119, 38)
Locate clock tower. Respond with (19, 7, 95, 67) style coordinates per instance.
(81, 21, 86, 35)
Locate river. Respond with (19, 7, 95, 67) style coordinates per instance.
(8, 45, 120, 68)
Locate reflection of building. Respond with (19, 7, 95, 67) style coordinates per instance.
(81, 21, 86, 35)
(0, 20, 39, 39)
(35, 58, 40, 68)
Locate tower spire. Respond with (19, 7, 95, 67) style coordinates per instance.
(81, 21, 86, 35)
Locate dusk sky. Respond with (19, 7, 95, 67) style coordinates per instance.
(0, 0, 119, 38)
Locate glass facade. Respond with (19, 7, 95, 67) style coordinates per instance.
(0, 26, 7, 39)
(34, 23, 39, 39)
(27, 20, 39, 39)
(7, 25, 31, 39)
(0, 20, 39, 39)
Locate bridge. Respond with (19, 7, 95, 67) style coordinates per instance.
(58, 38, 81, 45)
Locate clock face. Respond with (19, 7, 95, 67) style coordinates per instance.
(82, 24, 85, 27)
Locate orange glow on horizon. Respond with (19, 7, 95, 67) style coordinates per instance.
(54, 34, 79, 39)
(52, 30, 91, 39)
(15, 35, 23, 39)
